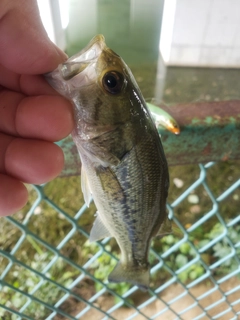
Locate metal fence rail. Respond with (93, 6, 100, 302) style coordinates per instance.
(0, 101, 240, 320)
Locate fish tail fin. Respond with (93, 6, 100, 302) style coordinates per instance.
(108, 262, 150, 291)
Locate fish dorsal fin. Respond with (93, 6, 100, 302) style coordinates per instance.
(89, 214, 112, 242)
(81, 164, 92, 207)
(157, 217, 172, 238)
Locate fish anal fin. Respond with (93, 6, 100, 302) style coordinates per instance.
(89, 214, 112, 242)
(81, 164, 92, 207)
(108, 262, 150, 291)
(157, 216, 172, 238)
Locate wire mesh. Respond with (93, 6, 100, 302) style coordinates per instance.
(0, 160, 240, 320)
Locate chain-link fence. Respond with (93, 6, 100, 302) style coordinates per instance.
(0, 100, 240, 320)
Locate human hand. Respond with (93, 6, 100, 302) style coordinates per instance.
(0, 0, 74, 216)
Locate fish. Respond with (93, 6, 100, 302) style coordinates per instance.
(46, 34, 171, 290)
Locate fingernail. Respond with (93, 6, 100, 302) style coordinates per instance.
(54, 44, 69, 61)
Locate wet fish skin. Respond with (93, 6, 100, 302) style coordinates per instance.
(45, 35, 170, 290)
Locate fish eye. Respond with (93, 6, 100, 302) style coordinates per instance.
(102, 71, 124, 94)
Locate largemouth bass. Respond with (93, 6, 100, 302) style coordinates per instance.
(46, 35, 170, 290)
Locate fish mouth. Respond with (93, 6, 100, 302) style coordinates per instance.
(69, 34, 106, 63)
(60, 34, 106, 81)
(45, 34, 107, 97)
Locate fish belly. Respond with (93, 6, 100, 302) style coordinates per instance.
(77, 131, 168, 289)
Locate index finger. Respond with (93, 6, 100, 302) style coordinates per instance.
(0, 0, 67, 74)
(0, 64, 59, 95)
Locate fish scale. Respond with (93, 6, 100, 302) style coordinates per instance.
(46, 34, 170, 290)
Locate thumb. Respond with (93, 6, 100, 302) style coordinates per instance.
(0, 0, 68, 74)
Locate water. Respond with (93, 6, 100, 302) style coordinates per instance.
(66, 0, 240, 105)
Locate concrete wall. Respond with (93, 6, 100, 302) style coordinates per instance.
(160, 0, 240, 67)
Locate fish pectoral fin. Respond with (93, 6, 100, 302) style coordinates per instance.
(108, 262, 150, 291)
(81, 140, 121, 167)
(89, 214, 112, 242)
(156, 216, 172, 238)
(81, 164, 92, 207)
(96, 167, 125, 202)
